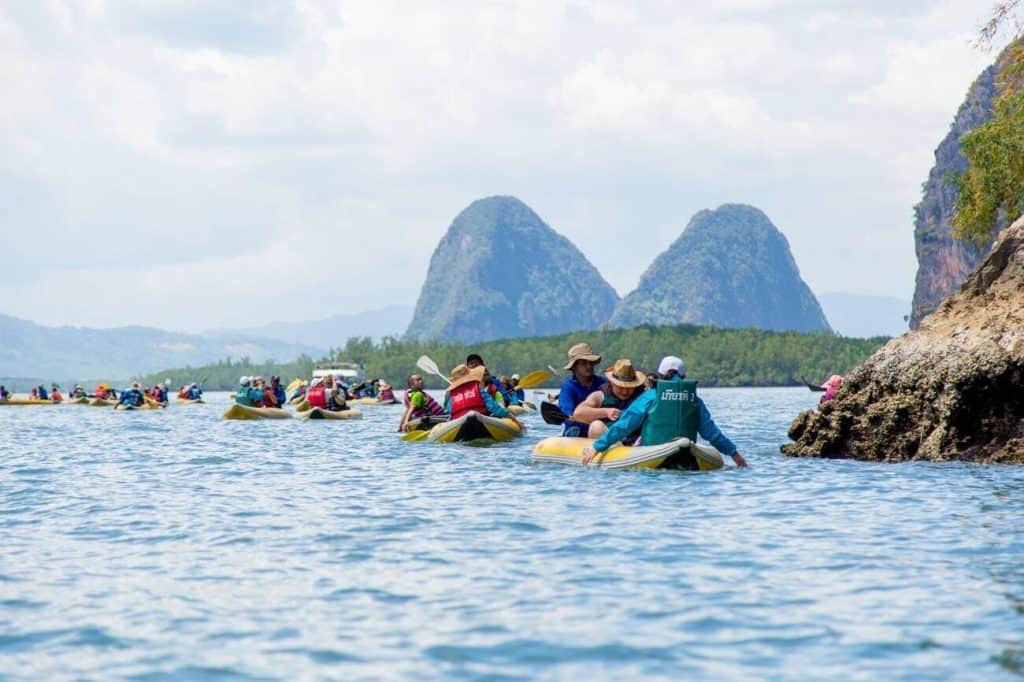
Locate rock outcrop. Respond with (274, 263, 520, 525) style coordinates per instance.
(909, 44, 1021, 328)
(405, 196, 619, 343)
(782, 214, 1024, 463)
(608, 204, 830, 333)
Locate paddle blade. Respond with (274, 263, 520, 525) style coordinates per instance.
(540, 401, 568, 426)
(416, 355, 451, 384)
(286, 378, 304, 394)
(514, 370, 551, 390)
(401, 429, 431, 442)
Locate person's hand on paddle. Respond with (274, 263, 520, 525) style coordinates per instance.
(731, 452, 748, 468)
(604, 407, 621, 421)
(581, 445, 598, 466)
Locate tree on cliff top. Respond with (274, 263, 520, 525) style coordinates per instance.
(954, 5, 1024, 243)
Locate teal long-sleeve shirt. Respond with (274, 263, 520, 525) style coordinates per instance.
(592, 389, 737, 455)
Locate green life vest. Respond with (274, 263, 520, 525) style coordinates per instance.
(640, 379, 699, 446)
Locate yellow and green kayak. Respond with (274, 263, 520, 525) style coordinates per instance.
(175, 398, 205, 405)
(532, 436, 724, 471)
(222, 404, 292, 420)
(426, 411, 522, 443)
(297, 407, 363, 420)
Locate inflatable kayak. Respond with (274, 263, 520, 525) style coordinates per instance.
(65, 397, 90, 405)
(0, 399, 56, 406)
(222, 404, 292, 420)
(176, 398, 205, 405)
(88, 398, 116, 407)
(426, 411, 522, 443)
(532, 436, 724, 471)
(297, 407, 363, 420)
(353, 397, 398, 405)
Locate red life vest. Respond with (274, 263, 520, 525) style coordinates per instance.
(308, 385, 327, 408)
(449, 382, 488, 420)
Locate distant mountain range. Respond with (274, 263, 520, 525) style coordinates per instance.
(221, 304, 413, 349)
(0, 314, 325, 381)
(817, 292, 909, 338)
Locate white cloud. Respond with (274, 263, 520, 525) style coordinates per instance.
(0, 0, 1006, 327)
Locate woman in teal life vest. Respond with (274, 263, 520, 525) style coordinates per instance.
(571, 359, 648, 441)
(581, 356, 748, 468)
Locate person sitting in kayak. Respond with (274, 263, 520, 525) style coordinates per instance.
(264, 376, 286, 408)
(509, 374, 525, 403)
(28, 388, 38, 400)
(558, 342, 607, 437)
(377, 380, 396, 403)
(235, 376, 264, 407)
(398, 373, 446, 431)
(36, 384, 49, 400)
(94, 383, 113, 399)
(289, 381, 307, 402)
(571, 359, 647, 441)
(119, 382, 145, 408)
(581, 356, 747, 468)
(308, 376, 348, 412)
(70, 385, 86, 399)
(348, 381, 367, 399)
(151, 384, 167, 404)
(498, 376, 523, 406)
(465, 354, 505, 404)
(443, 364, 522, 428)
(49, 384, 64, 403)
(186, 383, 202, 400)
(0, 385, 9, 401)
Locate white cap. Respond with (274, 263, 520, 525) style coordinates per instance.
(511, 373, 520, 381)
(657, 356, 685, 377)
(240, 376, 251, 386)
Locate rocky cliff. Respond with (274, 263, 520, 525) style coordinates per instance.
(405, 196, 619, 343)
(909, 45, 1020, 328)
(782, 213, 1024, 463)
(608, 204, 830, 333)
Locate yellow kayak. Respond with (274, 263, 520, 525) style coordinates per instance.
(222, 404, 292, 420)
(353, 397, 398, 405)
(532, 436, 724, 471)
(65, 397, 90, 405)
(176, 398, 205, 405)
(427, 411, 522, 443)
(88, 398, 116, 407)
(0, 399, 57, 406)
(297, 407, 363, 420)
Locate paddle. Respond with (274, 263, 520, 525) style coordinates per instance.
(513, 370, 550, 390)
(400, 429, 431, 442)
(416, 355, 452, 385)
(541, 401, 569, 426)
(801, 375, 826, 392)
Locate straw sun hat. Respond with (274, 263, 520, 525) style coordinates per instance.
(446, 364, 486, 392)
(605, 359, 646, 389)
(564, 342, 601, 370)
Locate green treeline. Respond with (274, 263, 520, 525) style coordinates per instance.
(141, 325, 886, 391)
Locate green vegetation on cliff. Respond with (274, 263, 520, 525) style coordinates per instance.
(143, 326, 885, 391)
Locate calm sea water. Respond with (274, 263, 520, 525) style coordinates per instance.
(1, 387, 1021, 681)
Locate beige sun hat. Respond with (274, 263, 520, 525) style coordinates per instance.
(446, 364, 486, 392)
(605, 359, 646, 388)
(564, 342, 602, 370)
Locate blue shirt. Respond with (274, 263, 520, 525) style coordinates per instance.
(592, 389, 737, 456)
(559, 374, 607, 436)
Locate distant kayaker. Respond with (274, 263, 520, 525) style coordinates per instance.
(581, 356, 747, 468)
(498, 376, 523, 406)
(36, 384, 48, 400)
(308, 375, 348, 411)
(558, 342, 607, 437)
(0, 385, 9, 401)
(264, 376, 286, 408)
(509, 374, 525, 403)
(819, 375, 843, 405)
(29, 388, 38, 400)
(235, 376, 264, 407)
(377, 381, 396, 403)
(443, 364, 522, 428)
(465, 354, 505, 403)
(572, 359, 647, 440)
(398, 373, 446, 431)
(70, 385, 86, 399)
(50, 384, 63, 403)
(186, 383, 202, 400)
(151, 384, 167, 404)
(119, 382, 145, 408)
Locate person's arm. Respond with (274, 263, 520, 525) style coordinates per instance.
(696, 398, 747, 467)
(581, 393, 652, 464)
(572, 390, 618, 424)
(482, 390, 510, 418)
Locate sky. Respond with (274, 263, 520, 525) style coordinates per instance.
(0, 1, 1004, 331)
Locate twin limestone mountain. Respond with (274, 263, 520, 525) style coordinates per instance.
(408, 198, 829, 343)
(405, 196, 619, 344)
(609, 204, 830, 333)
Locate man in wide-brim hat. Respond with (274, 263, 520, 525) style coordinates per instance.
(569, 358, 647, 440)
(443, 364, 521, 427)
(557, 342, 608, 437)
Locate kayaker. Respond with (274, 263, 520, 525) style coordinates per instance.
(581, 356, 747, 468)
(312, 375, 348, 411)
(151, 384, 167, 404)
(235, 376, 264, 407)
(572, 359, 647, 440)
(119, 382, 145, 408)
(36, 384, 49, 400)
(377, 380, 396, 403)
(289, 381, 307, 402)
(0, 385, 9, 401)
(50, 384, 63, 403)
(71, 385, 86, 399)
(443, 364, 522, 428)
(465, 354, 505, 403)
(498, 376, 523, 406)
(267, 376, 286, 408)
(510, 374, 525, 403)
(29, 388, 38, 400)
(558, 342, 607, 437)
(349, 381, 367, 399)
(398, 373, 446, 431)
(819, 375, 843, 405)
(186, 383, 202, 400)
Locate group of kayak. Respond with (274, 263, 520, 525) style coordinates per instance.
(0, 380, 205, 409)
